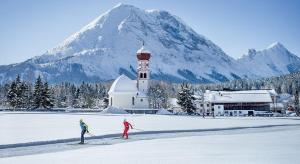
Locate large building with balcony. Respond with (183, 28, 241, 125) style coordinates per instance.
(202, 90, 274, 116)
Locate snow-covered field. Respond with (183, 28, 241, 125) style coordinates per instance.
(2, 129, 300, 164)
(1, 111, 300, 163)
(1, 111, 299, 145)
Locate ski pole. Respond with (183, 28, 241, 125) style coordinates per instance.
(133, 128, 145, 131)
(87, 132, 96, 137)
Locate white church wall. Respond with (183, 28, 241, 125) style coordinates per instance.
(109, 93, 136, 109)
(109, 93, 149, 109)
(134, 97, 149, 108)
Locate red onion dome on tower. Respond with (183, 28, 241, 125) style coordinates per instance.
(136, 45, 151, 60)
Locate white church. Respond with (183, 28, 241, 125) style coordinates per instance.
(108, 45, 157, 114)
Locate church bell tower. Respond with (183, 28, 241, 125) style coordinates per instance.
(136, 43, 151, 93)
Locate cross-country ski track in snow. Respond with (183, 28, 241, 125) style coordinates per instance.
(1, 123, 300, 158)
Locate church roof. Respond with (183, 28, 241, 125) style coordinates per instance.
(108, 74, 138, 94)
(136, 45, 150, 54)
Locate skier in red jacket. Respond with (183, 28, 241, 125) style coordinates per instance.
(122, 119, 133, 139)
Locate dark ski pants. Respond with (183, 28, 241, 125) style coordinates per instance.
(81, 129, 87, 143)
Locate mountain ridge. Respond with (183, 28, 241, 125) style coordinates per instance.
(237, 42, 300, 77)
(0, 4, 299, 84)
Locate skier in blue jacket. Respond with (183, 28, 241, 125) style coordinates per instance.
(79, 119, 89, 144)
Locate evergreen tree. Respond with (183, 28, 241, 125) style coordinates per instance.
(7, 81, 18, 108)
(73, 88, 81, 108)
(148, 82, 169, 109)
(22, 82, 32, 109)
(66, 84, 77, 107)
(41, 82, 54, 109)
(33, 75, 44, 109)
(78, 82, 95, 108)
(6, 75, 28, 109)
(18, 82, 28, 108)
(177, 83, 196, 114)
(102, 97, 109, 109)
(0, 84, 10, 107)
(295, 91, 299, 115)
(15, 75, 22, 107)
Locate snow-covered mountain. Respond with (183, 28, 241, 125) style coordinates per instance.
(0, 3, 250, 84)
(0, 4, 299, 84)
(237, 42, 300, 77)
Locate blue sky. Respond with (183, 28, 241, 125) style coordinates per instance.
(0, 0, 299, 65)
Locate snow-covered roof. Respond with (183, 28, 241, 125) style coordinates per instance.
(168, 98, 180, 107)
(270, 103, 284, 108)
(205, 90, 273, 103)
(101, 106, 129, 114)
(156, 108, 173, 115)
(267, 89, 278, 96)
(136, 45, 150, 54)
(108, 74, 138, 94)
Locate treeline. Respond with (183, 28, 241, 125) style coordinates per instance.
(0, 75, 176, 110)
(194, 71, 300, 95)
(1, 71, 300, 111)
(0, 75, 109, 110)
(147, 81, 170, 109)
(5, 75, 54, 109)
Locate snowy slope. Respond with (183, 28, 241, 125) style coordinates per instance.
(237, 42, 300, 77)
(0, 3, 249, 84)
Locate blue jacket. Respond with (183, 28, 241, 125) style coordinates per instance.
(80, 121, 88, 131)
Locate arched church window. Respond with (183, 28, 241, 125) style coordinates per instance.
(140, 73, 143, 78)
(144, 73, 147, 78)
(132, 97, 135, 106)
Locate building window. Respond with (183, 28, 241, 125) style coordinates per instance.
(144, 73, 147, 78)
(140, 73, 143, 78)
(206, 104, 209, 107)
(110, 97, 112, 106)
(140, 99, 143, 102)
(234, 111, 237, 115)
(132, 97, 135, 106)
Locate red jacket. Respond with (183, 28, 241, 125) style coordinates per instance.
(124, 121, 133, 129)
